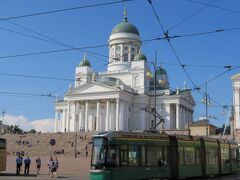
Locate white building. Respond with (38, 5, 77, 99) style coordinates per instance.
(232, 73, 240, 138)
(54, 12, 195, 132)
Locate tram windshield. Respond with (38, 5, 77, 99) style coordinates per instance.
(91, 138, 107, 169)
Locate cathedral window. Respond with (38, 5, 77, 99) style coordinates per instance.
(131, 47, 135, 52)
(131, 54, 135, 61)
(116, 53, 121, 61)
(134, 76, 139, 86)
(116, 45, 121, 52)
(123, 54, 128, 61)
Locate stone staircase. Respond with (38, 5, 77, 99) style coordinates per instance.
(2, 132, 93, 157)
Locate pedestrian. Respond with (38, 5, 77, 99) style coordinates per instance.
(36, 156, 41, 175)
(24, 156, 31, 175)
(48, 156, 54, 177)
(53, 156, 59, 177)
(16, 155, 23, 175)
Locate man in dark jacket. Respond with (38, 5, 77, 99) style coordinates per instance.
(24, 156, 31, 175)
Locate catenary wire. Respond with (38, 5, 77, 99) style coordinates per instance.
(185, 0, 240, 15)
(168, 0, 217, 31)
(0, 0, 134, 21)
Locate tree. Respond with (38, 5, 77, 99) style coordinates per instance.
(12, 125, 23, 134)
(28, 129, 37, 134)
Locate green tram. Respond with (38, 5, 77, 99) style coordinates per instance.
(0, 138, 7, 172)
(90, 131, 240, 180)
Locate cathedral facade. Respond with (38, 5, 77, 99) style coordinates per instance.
(232, 73, 240, 141)
(54, 12, 195, 132)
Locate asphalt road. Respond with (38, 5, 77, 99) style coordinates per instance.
(1, 173, 240, 180)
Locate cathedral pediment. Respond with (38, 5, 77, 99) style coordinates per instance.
(231, 73, 240, 80)
(68, 82, 119, 95)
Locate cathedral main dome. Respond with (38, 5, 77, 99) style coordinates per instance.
(111, 21, 140, 35)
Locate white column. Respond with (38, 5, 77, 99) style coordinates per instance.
(66, 103, 71, 132)
(165, 104, 171, 129)
(141, 108, 145, 130)
(54, 111, 59, 132)
(235, 87, 240, 128)
(105, 100, 110, 130)
(176, 104, 179, 129)
(85, 101, 89, 132)
(116, 99, 119, 131)
(79, 107, 84, 131)
(63, 109, 67, 132)
(119, 101, 124, 131)
(96, 101, 100, 131)
(75, 102, 80, 132)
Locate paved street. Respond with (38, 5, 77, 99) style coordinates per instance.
(0, 155, 90, 180)
(2, 155, 240, 180)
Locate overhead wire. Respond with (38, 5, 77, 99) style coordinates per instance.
(0, 91, 56, 98)
(0, 72, 75, 81)
(168, 0, 217, 31)
(147, 0, 198, 88)
(147, 0, 235, 115)
(185, 0, 240, 15)
(0, 0, 134, 21)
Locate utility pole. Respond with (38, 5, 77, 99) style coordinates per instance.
(205, 85, 208, 137)
(202, 85, 210, 137)
(154, 50, 157, 130)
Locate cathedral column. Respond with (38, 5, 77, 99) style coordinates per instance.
(105, 100, 110, 130)
(96, 101, 100, 131)
(75, 101, 80, 132)
(62, 109, 66, 132)
(176, 104, 179, 129)
(54, 111, 59, 132)
(141, 107, 145, 130)
(85, 101, 89, 132)
(79, 104, 84, 131)
(119, 101, 124, 131)
(235, 87, 240, 128)
(165, 104, 171, 129)
(66, 102, 71, 132)
(116, 99, 119, 131)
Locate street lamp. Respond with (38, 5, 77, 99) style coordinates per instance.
(201, 85, 211, 136)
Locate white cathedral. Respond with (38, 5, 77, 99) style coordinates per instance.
(54, 11, 195, 132)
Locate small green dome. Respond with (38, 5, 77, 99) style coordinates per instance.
(79, 54, 91, 67)
(111, 21, 140, 35)
(134, 52, 147, 61)
(157, 66, 167, 75)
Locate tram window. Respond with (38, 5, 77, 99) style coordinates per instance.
(163, 147, 168, 165)
(195, 148, 200, 165)
(221, 147, 230, 165)
(140, 146, 146, 166)
(206, 148, 217, 165)
(107, 146, 119, 167)
(129, 145, 139, 166)
(178, 147, 184, 165)
(184, 147, 195, 165)
(147, 146, 167, 167)
(231, 148, 237, 159)
(120, 145, 128, 166)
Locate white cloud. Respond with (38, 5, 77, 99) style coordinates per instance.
(3, 114, 54, 133)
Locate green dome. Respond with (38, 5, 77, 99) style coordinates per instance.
(111, 21, 140, 35)
(79, 54, 91, 67)
(134, 52, 147, 61)
(157, 66, 167, 75)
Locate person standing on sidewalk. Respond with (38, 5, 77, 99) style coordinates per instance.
(24, 156, 31, 175)
(36, 156, 41, 175)
(16, 155, 23, 175)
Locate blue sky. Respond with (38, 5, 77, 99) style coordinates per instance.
(0, 0, 240, 131)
